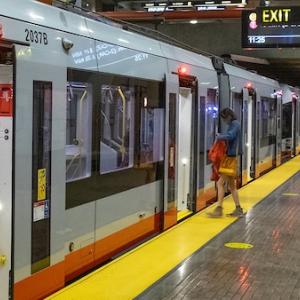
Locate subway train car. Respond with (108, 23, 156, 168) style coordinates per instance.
(0, 1, 299, 299)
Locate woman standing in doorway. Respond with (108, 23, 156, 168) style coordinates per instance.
(208, 107, 244, 217)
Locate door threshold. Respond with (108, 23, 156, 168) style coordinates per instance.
(177, 209, 193, 221)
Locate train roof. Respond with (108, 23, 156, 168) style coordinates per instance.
(224, 63, 280, 88)
(0, 0, 215, 71)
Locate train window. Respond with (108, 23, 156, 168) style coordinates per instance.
(100, 84, 134, 174)
(140, 108, 164, 164)
(66, 74, 164, 209)
(260, 97, 276, 146)
(282, 102, 292, 139)
(66, 82, 92, 182)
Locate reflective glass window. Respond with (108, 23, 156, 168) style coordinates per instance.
(100, 85, 134, 174)
(140, 108, 164, 164)
(260, 97, 276, 146)
(66, 82, 92, 182)
(282, 102, 292, 139)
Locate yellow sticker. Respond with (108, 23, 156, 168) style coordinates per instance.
(224, 242, 253, 249)
(38, 168, 46, 201)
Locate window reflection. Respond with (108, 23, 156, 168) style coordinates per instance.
(140, 108, 164, 164)
(66, 82, 92, 182)
(261, 97, 276, 146)
(100, 85, 134, 174)
(282, 102, 292, 139)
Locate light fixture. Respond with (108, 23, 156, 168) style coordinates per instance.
(190, 20, 198, 24)
(144, 97, 148, 107)
(182, 158, 188, 165)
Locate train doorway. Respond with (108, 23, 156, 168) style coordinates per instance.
(0, 44, 14, 300)
(235, 88, 257, 186)
(232, 91, 243, 187)
(163, 72, 198, 228)
(176, 75, 198, 221)
(176, 87, 193, 220)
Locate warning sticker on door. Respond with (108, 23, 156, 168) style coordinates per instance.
(33, 200, 49, 222)
(38, 168, 46, 201)
(33, 201, 45, 222)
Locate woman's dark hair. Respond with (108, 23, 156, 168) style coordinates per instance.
(220, 108, 236, 121)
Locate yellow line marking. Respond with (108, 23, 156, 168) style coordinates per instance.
(282, 193, 299, 196)
(224, 242, 253, 249)
(47, 156, 300, 300)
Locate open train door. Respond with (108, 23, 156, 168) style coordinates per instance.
(0, 43, 14, 300)
(163, 71, 198, 229)
(163, 72, 179, 229)
(276, 94, 282, 166)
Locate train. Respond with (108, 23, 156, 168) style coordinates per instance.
(0, 1, 299, 299)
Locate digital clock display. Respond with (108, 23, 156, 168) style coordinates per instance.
(242, 7, 300, 48)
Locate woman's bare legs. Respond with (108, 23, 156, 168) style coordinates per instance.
(228, 177, 241, 207)
(216, 175, 225, 207)
(208, 175, 243, 217)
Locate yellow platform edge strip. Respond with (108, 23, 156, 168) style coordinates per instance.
(48, 157, 300, 300)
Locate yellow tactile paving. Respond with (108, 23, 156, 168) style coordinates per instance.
(48, 156, 300, 300)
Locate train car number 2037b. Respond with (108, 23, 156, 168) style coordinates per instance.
(25, 29, 48, 45)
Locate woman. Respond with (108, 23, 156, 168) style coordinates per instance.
(208, 107, 244, 217)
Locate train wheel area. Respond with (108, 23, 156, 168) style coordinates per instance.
(47, 155, 300, 300)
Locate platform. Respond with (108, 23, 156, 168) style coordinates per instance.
(48, 156, 300, 300)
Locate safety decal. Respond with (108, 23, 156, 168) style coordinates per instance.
(224, 242, 253, 249)
(38, 168, 46, 201)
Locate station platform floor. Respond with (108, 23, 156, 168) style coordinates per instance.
(48, 156, 300, 300)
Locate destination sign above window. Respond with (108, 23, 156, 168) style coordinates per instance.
(242, 7, 300, 48)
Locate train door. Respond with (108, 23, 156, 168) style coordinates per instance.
(163, 73, 197, 228)
(295, 98, 300, 155)
(275, 95, 282, 166)
(238, 87, 258, 182)
(13, 44, 65, 299)
(0, 44, 13, 300)
(241, 88, 256, 184)
(292, 97, 297, 156)
(177, 87, 194, 220)
(232, 91, 243, 187)
(259, 96, 277, 175)
(177, 76, 198, 221)
(164, 73, 179, 229)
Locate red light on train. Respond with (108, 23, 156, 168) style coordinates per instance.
(246, 82, 253, 89)
(178, 66, 187, 75)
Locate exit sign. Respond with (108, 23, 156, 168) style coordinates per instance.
(242, 7, 300, 48)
